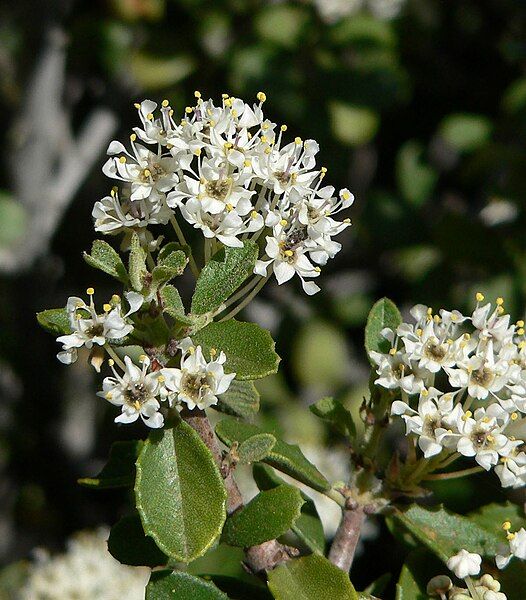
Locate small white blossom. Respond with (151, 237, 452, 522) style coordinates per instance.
(496, 527, 526, 569)
(56, 290, 138, 366)
(98, 355, 164, 428)
(161, 340, 236, 410)
(447, 549, 482, 579)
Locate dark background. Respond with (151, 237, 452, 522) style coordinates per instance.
(1, 0, 526, 591)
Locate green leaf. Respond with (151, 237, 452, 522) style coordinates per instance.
(395, 550, 442, 600)
(36, 308, 71, 336)
(0, 192, 26, 247)
(135, 420, 227, 563)
(309, 397, 356, 439)
(365, 298, 402, 359)
(393, 504, 501, 562)
(237, 433, 276, 464)
(498, 561, 526, 600)
(192, 320, 280, 381)
(152, 250, 188, 289)
(161, 285, 194, 325)
(108, 513, 168, 567)
(83, 239, 128, 283)
(217, 380, 260, 420)
(396, 141, 437, 207)
(223, 485, 304, 547)
(468, 502, 526, 539)
(78, 440, 142, 489)
(146, 571, 228, 600)
(253, 464, 325, 555)
(191, 242, 258, 315)
(216, 418, 330, 492)
(267, 555, 359, 600)
(129, 232, 148, 292)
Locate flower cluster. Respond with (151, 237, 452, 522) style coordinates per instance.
(98, 339, 235, 428)
(96, 94, 353, 294)
(20, 529, 149, 600)
(371, 295, 526, 488)
(496, 520, 526, 569)
(424, 550, 507, 600)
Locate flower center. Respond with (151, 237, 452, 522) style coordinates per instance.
(424, 339, 447, 361)
(205, 178, 231, 201)
(86, 323, 104, 337)
(124, 383, 148, 409)
(181, 371, 213, 400)
(470, 367, 494, 387)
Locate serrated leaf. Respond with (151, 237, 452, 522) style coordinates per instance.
(78, 440, 142, 489)
(36, 307, 71, 336)
(192, 320, 280, 380)
(191, 242, 258, 315)
(83, 239, 128, 282)
(237, 433, 276, 464)
(216, 418, 330, 492)
(159, 242, 191, 261)
(393, 504, 501, 563)
(223, 485, 304, 547)
(108, 513, 168, 567)
(309, 397, 356, 439)
(253, 464, 325, 555)
(129, 232, 148, 292)
(365, 297, 402, 360)
(161, 285, 194, 325)
(267, 555, 359, 600)
(217, 380, 260, 419)
(146, 571, 228, 600)
(135, 420, 227, 563)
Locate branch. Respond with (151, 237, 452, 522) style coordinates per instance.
(328, 503, 368, 572)
(180, 407, 298, 573)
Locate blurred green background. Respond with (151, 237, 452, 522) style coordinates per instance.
(1, 0, 526, 592)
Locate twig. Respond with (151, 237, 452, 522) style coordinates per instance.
(328, 503, 369, 572)
(180, 407, 297, 573)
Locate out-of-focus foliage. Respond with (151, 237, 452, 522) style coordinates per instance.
(2, 0, 526, 595)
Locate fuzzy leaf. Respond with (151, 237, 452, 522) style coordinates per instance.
(192, 320, 280, 381)
(108, 513, 168, 567)
(83, 239, 128, 282)
(36, 308, 71, 336)
(161, 285, 194, 325)
(468, 502, 526, 539)
(146, 571, 228, 600)
(395, 550, 441, 600)
(129, 232, 148, 292)
(222, 485, 304, 547)
(216, 380, 260, 419)
(78, 440, 142, 489)
(152, 250, 188, 289)
(253, 464, 325, 555)
(237, 433, 276, 464)
(267, 555, 359, 600)
(365, 297, 402, 359)
(191, 241, 258, 315)
(309, 397, 356, 439)
(135, 420, 227, 563)
(393, 504, 501, 562)
(216, 418, 330, 492)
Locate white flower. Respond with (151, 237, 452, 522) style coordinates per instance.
(103, 139, 179, 201)
(56, 290, 137, 367)
(93, 188, 172, 235)
(472, 302, 515, 345)
(496, 527, 526, 569)
(254, 224, 321, 295)
(98, 355, 164, 428)
(454, 408, 518, 471)
(369, 348, 425, 395)
(391, 388, 462, 458)
(161, 341, 235, 410)
(447, 549, 482, 579)
(494, 451, 526, 488)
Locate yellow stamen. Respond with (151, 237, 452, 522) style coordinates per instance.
(86, 287, 95, 295)
(256, 91, 266, 102)
(476, 292, 485, 302)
